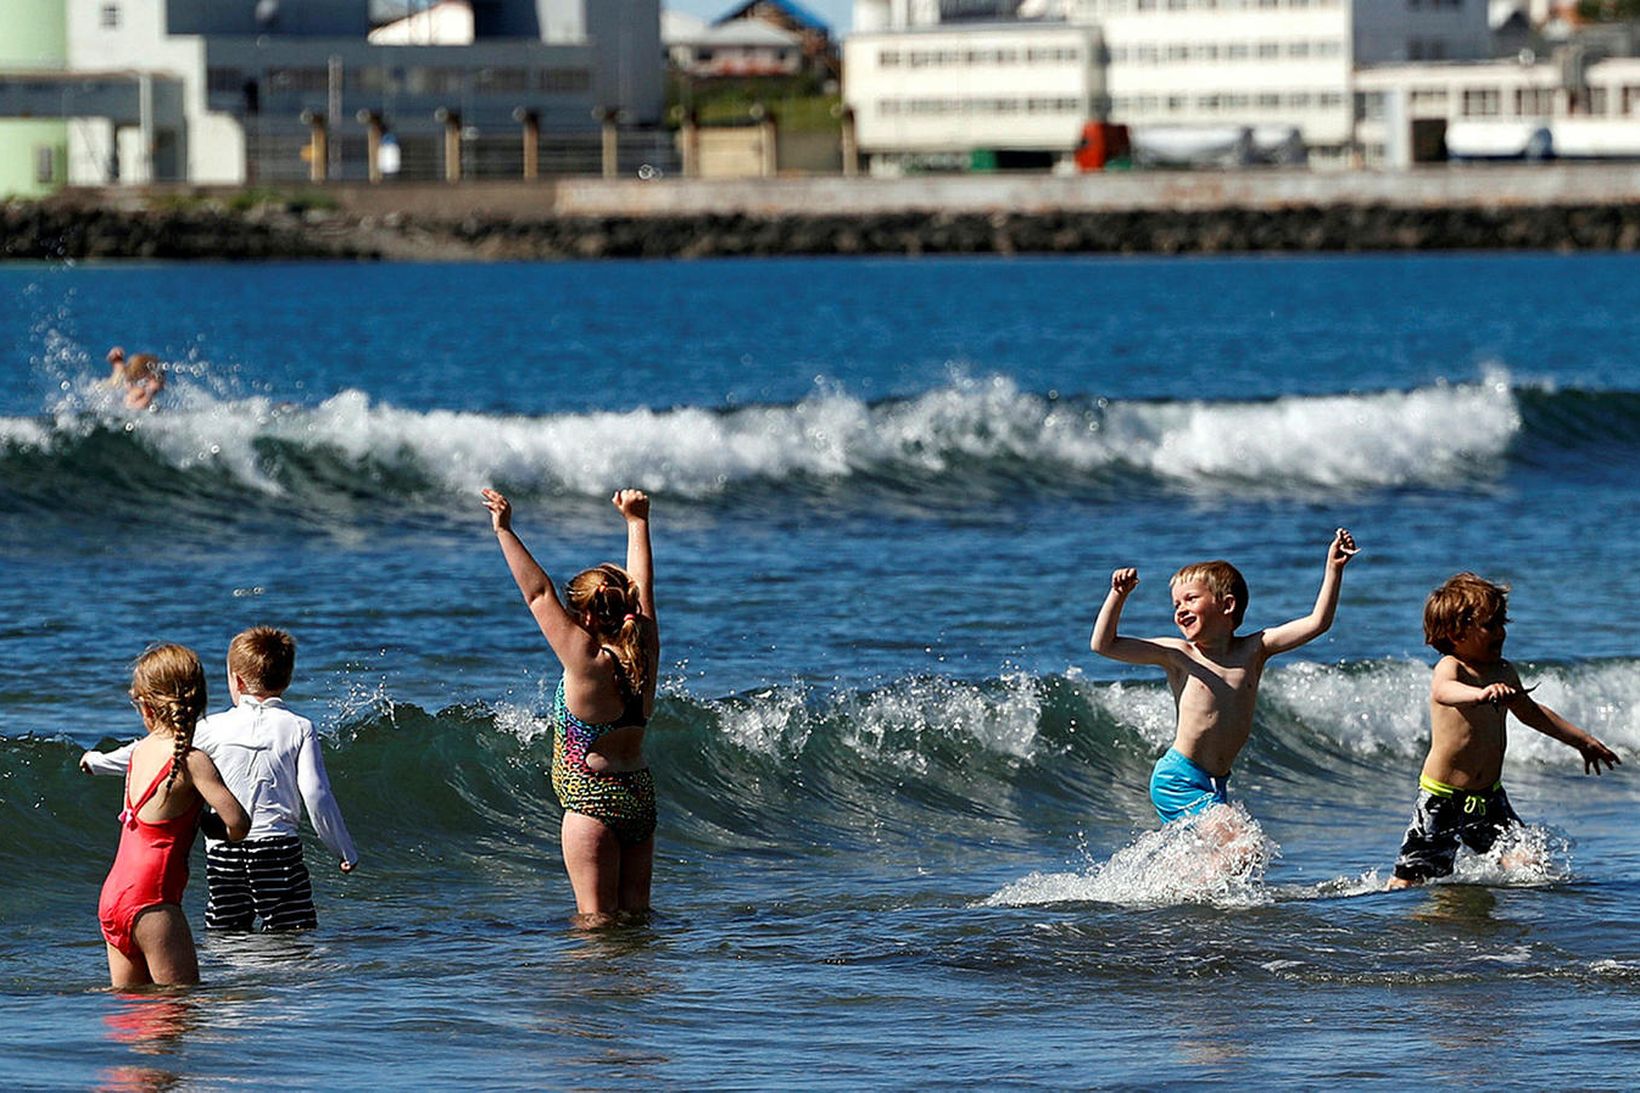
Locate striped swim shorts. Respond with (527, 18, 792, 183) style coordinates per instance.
(204, 835, 318, 931)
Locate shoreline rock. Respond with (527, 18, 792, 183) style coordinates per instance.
(5, 196, 1639, 261)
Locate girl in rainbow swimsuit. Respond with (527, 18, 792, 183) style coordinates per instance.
(482, 487, 659, 928)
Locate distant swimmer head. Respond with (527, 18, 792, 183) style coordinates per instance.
(1424, 572, 1510, 656)
(1170, 559, 1247, 630)
(130, 643, 209, 787)
(566, 563, 648, 692)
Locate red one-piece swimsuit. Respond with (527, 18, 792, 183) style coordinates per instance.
(98, 757, 201, 957)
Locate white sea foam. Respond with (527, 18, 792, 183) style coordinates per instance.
(982, 804, 1279, 908)
(11, 372, 1527, 500)
(714, 673, 1046, 766)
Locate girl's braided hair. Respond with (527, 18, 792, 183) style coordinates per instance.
(130, 644, 209, 790)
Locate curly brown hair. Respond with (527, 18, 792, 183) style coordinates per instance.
(1423, 572, 1509, 655)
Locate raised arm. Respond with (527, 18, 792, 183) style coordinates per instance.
(1091, 568, 1179, 666)
(614, 489, 655, 621)
(186, 749, 250, 842)
(481, 489, 600, 671)
(296, 723, 360, 871)
(1261, 527, 1358, 656)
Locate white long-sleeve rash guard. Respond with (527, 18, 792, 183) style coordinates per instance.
(86, 694, 359, 865)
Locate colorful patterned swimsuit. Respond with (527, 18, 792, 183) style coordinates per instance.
(550, 655, 656, 846)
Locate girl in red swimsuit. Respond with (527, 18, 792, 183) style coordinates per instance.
(98, 644, 249, 988)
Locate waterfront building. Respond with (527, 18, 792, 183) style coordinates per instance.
(0, 0, 70, 196)
(1354, 54, 1640, 165)
(0, 0, 665, 190)
(844, 0, 1491, 171)
(666, 18, 807, 78)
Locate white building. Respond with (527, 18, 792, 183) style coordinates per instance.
(368, 1, 477, 45)
(667, 19, 806, 77)
(1354, 55, 1640, 165)
(845, 19, 1104, 171)
(845, 0, 1493, 170)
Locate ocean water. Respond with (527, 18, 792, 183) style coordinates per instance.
(3, 253, 1639, 1088)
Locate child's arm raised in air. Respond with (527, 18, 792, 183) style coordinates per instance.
(481, 489, 602, 673)
(186, 750, 250, 842)
(1091, 568, 1178, 666)
(1261, 528, 1358, 657)
(614, 489, 655, 623)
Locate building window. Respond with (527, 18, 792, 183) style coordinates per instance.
(34, 145, 57, 184)
(1514, 87, 1552, 115)
(1622, 85, 1640, 115)
(878, 50, 900, 67)
(539, 68, 590, 92)
(100, 3, 119, 28)
(1461, 88, 1501, 116)
(207, 67, 244, 95)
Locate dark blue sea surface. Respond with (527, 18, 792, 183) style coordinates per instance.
(3, 254, 1639, 1088)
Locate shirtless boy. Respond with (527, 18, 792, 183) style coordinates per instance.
(1386, 572, 1619, 888)
(1091, 528, 1358, 824)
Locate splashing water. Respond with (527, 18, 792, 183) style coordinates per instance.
(983, 804, 1281, 908)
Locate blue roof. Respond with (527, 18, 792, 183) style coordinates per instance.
(713, 0, 831, 33)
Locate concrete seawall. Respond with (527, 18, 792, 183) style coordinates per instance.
(6, 166, 1640, 260)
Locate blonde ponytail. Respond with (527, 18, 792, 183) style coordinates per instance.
(565, 563, 649, 698)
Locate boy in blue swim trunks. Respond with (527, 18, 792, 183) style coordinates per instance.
(1091, 528, 1358, 825)
(1385, 572, 1619, 888)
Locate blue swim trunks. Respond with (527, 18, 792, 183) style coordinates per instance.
(1150, 747, 1230, 824)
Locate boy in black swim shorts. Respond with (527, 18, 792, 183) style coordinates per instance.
(1387, 573, 1619, 888)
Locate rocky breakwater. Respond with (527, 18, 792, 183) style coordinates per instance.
(6, 187, 1640, 261)
(1, 194, 379, 261)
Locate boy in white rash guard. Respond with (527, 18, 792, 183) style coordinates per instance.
(83, 627, 357, 931)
